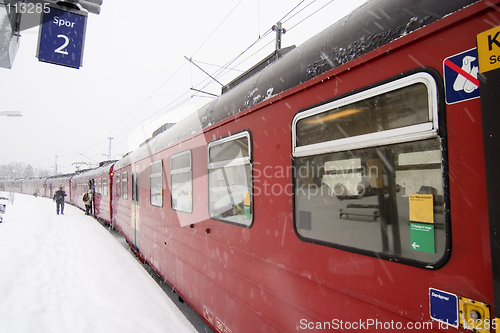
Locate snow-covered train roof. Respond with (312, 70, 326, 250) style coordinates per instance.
(128, 0, 479, 162)
(71, 161, 116, 180)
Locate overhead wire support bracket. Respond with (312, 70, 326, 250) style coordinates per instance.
(184, 56, 224, 87)
(190, 88, 218, 98)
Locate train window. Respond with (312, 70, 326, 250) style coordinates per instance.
(103, 178, 108, 197)
(132, 173, 139, 203)
(171, 150, 192, 214)
(292, 72, 448, 267)
(97, 179, 101, 195)
(116, 174, 121, 198)
(150, 160, 163, 207)
(208, 131, 253, 227)
(122, 172, 128, 200)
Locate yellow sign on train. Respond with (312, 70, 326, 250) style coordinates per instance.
(477, 25, 500, 73)
(409, 194, 434, 223)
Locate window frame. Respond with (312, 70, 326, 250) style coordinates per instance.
(207, 130, 254, 228)
(292, 72, 440, 158)
(102, 177, 108, 197)
(171, 149, 193, 214)
(122, 171, 128, 200)
(116, 174, 121, 198)
(150, 160, 163, 207)
(132, 172, 139, 204)
(291, 69, 450, 269)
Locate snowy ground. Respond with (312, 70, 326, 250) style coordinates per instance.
(0, 192, 198, 333)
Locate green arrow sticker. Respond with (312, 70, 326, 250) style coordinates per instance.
(410, 222, 435, 253)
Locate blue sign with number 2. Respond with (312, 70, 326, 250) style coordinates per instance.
(38, 6, 87, 68)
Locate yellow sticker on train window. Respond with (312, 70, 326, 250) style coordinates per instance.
(409, 194, 434, 223)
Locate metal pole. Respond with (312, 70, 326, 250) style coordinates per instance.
(108, 137, 113, 160)
(272, 22, 286, 51)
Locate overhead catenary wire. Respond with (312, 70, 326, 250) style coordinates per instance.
(201, 0, 316, 86)
(124, 1, 330, 138)
(286, 0, 335, 32)
(190, 0, 245, 59)
(281, 0, 316, 25)
(85, 0, 340, 162)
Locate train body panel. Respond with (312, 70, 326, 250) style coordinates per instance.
(68, 162, 114, 224)
(4, 0, 500, 332)
(21, 178, 45, 196)
(130, 1, 496, 331)
(90, 163, 114, 224)
(112, 156, 135, 248)
(70, 172, 91, 210)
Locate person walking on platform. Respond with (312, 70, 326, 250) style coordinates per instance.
(53, 186, 66, 215)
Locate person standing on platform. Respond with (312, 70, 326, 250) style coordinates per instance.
(53, 186, 66, 215)
(83, 189, 92, 215)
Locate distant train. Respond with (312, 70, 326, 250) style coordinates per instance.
(4, 0, 500, 331)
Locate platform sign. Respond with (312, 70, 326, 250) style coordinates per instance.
(429, 288, 459, 328)
(37, 6, 87, 69)
(443, 48, 480, 104)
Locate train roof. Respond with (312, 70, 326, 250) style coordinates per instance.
(126, 0, 479, 163)
(71, 161, 116, 180)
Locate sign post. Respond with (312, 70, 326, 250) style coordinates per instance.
(37, 4, 87, 69)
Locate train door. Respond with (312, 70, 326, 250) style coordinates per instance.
(477, 25, 500, 329)
(130, 166, 140, 252)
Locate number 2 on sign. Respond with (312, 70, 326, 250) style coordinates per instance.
(55, 35, 69, 55)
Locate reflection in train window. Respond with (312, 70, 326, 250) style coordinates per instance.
(208, 131, 253, 227)
(292, 72, 448, 267)
(171, 150, 192, 213)
(150, 160, 163, 207)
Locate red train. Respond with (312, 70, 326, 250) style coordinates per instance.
(4, 0, 500, 331)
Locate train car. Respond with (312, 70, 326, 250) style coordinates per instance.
(45, 174, 72, 202)
(0, 179, 19, 193)
(110, 0, 500, 332)
(40, 178, 50, 198)
(21, 177, 45, 196)
(111, 153, 136, 249)
(10, 179, 22, 194)
(70, 169, 94, 211)
(85, 161, 114, 224)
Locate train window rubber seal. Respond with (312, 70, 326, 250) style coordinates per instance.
(290, 68, 451, 270)
(171, 149, 193, 214)
(150, 159, 164, 208)
(207, 129, 255, 229)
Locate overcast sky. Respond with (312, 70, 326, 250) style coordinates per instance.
(0, 0, 368, 175)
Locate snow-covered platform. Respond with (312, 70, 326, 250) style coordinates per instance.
(0, 192, 199, 333)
